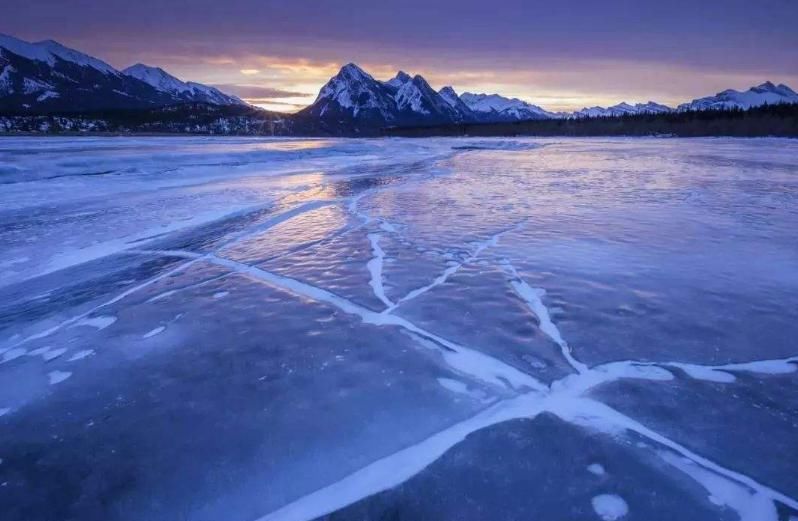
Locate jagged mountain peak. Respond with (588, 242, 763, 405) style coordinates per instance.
(753, 81, 797, 97)
(337, 63, 373, 82)
(125, 63, 168, 75)
(310, 62, 396, 122)
(385, 70, 412, 89)
(394, 73, 454, 117)
(409, 74, 433, 89)
(439, 86, 458, 99)
(755, 81, 776, 90)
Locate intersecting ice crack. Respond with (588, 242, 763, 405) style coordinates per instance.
(248, 189, 798, 521)
(383, 221, 526, 314)
(4, 167, 798, 521)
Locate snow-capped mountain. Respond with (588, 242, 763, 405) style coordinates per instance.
(296, 64, 558, 134)
(3, 34, 796, 136)
(573, 101, 672, 118)
(123, 64, 245, 106)
(295, 64, 467, 134)
(460, 92, 556, 121)
(678, 82, 798, 112)
(298, 63, 398, 126)
(0, 33, 244, 112)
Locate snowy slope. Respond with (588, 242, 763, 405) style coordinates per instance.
(123, 64, 245, 106)
(678, 82, 798, 111)
(123, 64, 188, 94)
(0, 33, 245, 111)
(36, 39, 120, 76)
(0, 34, 60, 66)
(389, 73, 461, 121)
(0, 34, 119, 76)
(460, 92, 555, 121)
(438, 86, 476, 121)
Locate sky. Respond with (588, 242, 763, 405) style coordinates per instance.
(3, 0, 797, 112)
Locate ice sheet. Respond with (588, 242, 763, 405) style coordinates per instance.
(1, 136, 797, 521)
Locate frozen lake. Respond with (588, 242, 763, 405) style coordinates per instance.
(1, 136, 797, 521)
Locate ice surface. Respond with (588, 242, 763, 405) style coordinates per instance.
(1, 136, 797, 520)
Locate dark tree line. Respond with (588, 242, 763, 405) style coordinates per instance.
(382, 104, 798, 138)
(2, 102, 797, 137)
(0, 103, 291, 135)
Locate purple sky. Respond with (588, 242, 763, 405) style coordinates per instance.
(3, 0, 797, 111)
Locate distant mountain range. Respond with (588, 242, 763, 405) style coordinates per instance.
(0, 34, 243, 112)
(2, 33, 797, 135)
(295, 62, 796, 133)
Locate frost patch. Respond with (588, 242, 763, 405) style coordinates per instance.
(587, 463, 606, 476)
(591, 494, 628, 520)
(48, 370, 72, 385)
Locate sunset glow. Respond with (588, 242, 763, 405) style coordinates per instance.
(4, 0, 796, 113)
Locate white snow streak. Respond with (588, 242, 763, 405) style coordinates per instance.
(366, 233, 393, 308)
(142, 326, 166, 339)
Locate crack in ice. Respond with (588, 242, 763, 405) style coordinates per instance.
(199, 253, 546, 394)
(220, 191, 798, 521)
(366, 233, 394, 308)
(2, 258, 200, 351)
(385, 221, 524, 313)
(501, 259, 589, 374)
